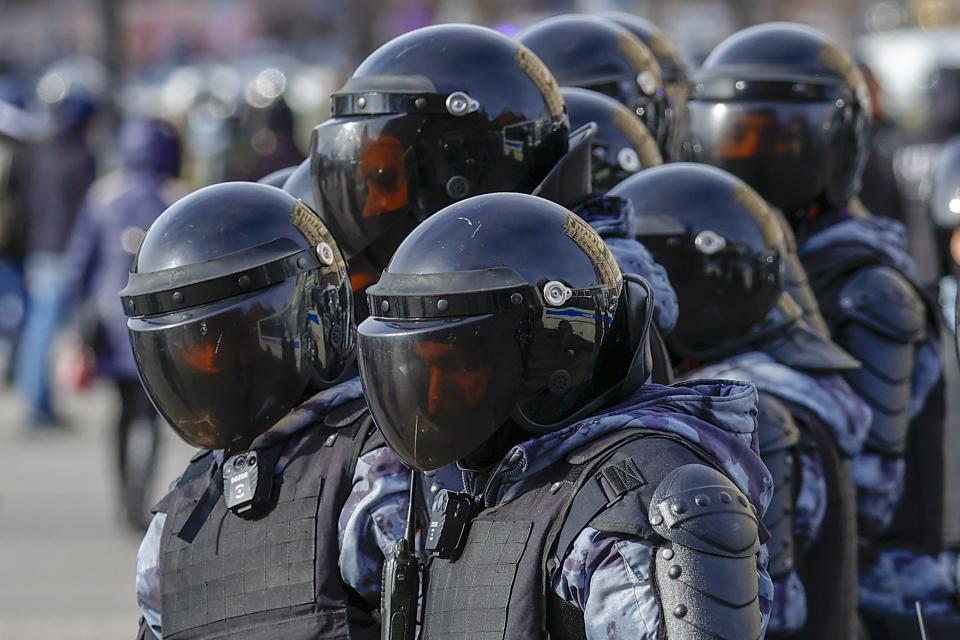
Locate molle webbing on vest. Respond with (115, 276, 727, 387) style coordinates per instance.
(422, 520, 533, 639)
(161, 476, 323, 635)
(156, 407, 377, 640)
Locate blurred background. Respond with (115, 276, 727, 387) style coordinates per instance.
(1, 0, 960, 638)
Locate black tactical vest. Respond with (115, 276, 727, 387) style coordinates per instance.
(155, 399, 378, 640)
(421, 430, 711, 640)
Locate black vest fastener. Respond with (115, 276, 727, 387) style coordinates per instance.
(157, 410, 377, 640)
(421, 430, 713, 640)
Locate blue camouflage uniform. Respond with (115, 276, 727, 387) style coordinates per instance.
(798, 212, 956, 619)
(444, 380, 774, 639)
(135, 377, 410, 636)
(692, 351, 871, 632)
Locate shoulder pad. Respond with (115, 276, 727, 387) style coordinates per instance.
(189, 448, 212, 463)
(756, 394, 799, 454)
(649, 464, 760, 557)
(651, 464, 763, 639)
(757, 395, 798, 579)
(835, 266, 926, 342)
(838, 323, 914, 454)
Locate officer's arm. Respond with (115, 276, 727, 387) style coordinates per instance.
(832, 266, 927, 455)
(556, 464, 767, 639)
(337, 445, 410, 604)
(648, 464, 764, 639)
(135, 512, 165, 638)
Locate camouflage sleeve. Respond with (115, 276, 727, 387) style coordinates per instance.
(553, 527, 774, 639)
(794, 449, 827, 552)
(338, 446, 410, 604)
(136, 512, 165, 637)
(848, 453, 906, 538)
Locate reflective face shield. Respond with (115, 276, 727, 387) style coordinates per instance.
(357, 266, 621, 471)
(688, 78, 859, 214)
(311, 88, 568, 260)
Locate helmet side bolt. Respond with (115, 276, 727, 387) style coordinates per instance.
(543, 281, 571, 306)
(316, 242, 335, 266)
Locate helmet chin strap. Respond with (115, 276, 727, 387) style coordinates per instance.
(511, 273, 656, 435)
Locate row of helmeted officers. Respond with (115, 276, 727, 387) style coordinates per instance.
(126, 13, 960, 640)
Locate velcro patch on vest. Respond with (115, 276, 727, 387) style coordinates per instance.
(160, 476, 323, 636)
(424, 520, 532, 639)
(599, 458, 646, 499)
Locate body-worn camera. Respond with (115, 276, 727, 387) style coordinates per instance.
(222, 450, 275, 516)
(425, 490, 476, 560)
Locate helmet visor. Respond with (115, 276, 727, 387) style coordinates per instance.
(357, 313, 522, 471)
(311, 114, 422, 259)
(688, 100, 840, 213)
(129, 279, 311, 450)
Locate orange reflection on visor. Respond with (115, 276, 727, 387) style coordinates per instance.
(358, 134, 409, 218)
(414, 341, 493, 415)
(180, 343, 220, 374)
(717, 113, 796, 160)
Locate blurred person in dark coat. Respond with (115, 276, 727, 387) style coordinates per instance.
(65, 117, 183, 529)
(15, 92, 97, 430)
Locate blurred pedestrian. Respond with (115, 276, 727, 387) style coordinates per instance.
(64, 117, 183, 529)
(15, 91, 97, 430)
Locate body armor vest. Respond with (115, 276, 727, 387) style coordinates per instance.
(421, 430, 716, 640)
(804, 246, 955, 552)
(156, 400, 377, 640)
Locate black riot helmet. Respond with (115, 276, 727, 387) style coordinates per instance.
(310, 24, 570, 265)
(562, 87, 662, 193)
(931, 136, 960, 230)
(611, 163, 784, 359)
(687, 22, 871, 223)
(518, 15, 668, 155)
(120, 183, 353, 451)
(357, 193, 654, 471)
(601, 12, 690, 160)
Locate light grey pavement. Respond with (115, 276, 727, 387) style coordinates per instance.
(0, 382, 193, 639)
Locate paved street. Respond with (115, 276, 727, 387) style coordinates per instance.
(0, 383, 193, 639)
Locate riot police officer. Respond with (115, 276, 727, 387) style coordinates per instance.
(306, 23, 679, 378)
(687, 22, 955, 634)
(127, 183, 409, 639)
(614, 163, 867, 638)
(518, 14, 670, 158)
(557, 86, 677, 381)
(358, 192, 772, 639)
